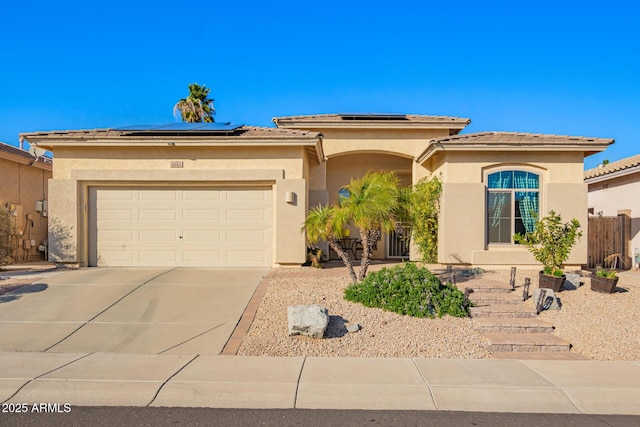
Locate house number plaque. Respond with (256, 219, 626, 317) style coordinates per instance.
(170, 161, 184, 168)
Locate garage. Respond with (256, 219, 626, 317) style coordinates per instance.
(88, 187, 273, 267)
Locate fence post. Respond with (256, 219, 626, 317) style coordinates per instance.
(618, 210, 632, 269)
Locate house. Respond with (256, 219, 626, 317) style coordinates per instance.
(0, 141, 52, 263)
(20, 114, 613, 268)
(585, 154, 640, 269)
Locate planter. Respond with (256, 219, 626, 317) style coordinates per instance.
(538, 271, 566, 292)
(590, 275, 619, 294)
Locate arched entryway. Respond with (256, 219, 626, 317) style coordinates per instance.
(326, 152, 413, 260)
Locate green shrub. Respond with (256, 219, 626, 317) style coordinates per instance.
(343, 262, 471, 318)
(0, 206, 15, 267)
(409, 175, 442, 263)
(596, 269, 617, 279)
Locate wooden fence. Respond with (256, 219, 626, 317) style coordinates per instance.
(587, 212, 631, 269)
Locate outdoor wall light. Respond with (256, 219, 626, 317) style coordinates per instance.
(285, 191, 296, 204)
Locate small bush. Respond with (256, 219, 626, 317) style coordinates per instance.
(0, 207, 14, 267)
(596, 269, 617, 279)
(343, 262, 471, 318)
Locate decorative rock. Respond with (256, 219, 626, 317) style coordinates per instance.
(287, 304, 329, 338)
(534, 288, 562, 310)
(346, 323, 361, 333)
(564, 273, 582, 289)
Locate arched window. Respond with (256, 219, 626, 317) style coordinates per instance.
(487, 170, 539, 244)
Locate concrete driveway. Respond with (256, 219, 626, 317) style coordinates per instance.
(0, 268, 267, 354)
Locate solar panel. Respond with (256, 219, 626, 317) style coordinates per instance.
(114, 123, 242, 132)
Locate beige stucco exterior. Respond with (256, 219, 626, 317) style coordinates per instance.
(23, 127, 320, 267)
(430, 151, 589, 266)
(276, 116, 611, 268)
(21, 115, 613, 269)
(0, 142, 52, 263)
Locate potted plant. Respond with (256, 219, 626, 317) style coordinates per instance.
(591, 254, 619, 293)
(513, 210, 582, 292)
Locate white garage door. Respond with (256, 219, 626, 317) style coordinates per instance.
(89, 187, 272, 267)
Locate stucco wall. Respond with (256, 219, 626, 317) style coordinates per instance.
(588, 170, 640, 267)
(52, 146, 306, 180)
(48, 146, 310, 267)
(0, 156, 50, 262)
(435, 151, 588, 267)
(320, 128, 450, 159)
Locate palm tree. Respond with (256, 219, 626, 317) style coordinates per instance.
(339, 171, 402, 281)
(302, 205, 358, 282)
(173, 83, 215, 123)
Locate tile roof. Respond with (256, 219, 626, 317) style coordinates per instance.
(20, 125, 320, 141)
(0, 141, 52, 167)
(19, 126, 324, 163)
(431, 131, 614, 146)
(274, 113, 470, 123)
(417, 131, 614, 164)
(273, 113, 470, 129)
(584, 153, 640, 180)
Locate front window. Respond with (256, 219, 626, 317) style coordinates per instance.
(487, 170, 539, 244)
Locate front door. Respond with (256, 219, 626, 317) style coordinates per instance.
(387, 225, 411, 258)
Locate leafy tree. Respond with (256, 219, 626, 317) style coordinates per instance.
(339, 171, 402, 281)
(302, 205, 357, 282)
(409, 175, 442, 263)
(513, 210, 582, 275)
(173, 83, 215, 123)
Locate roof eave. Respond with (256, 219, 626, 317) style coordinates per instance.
(273, 120, 470, 131)
(0, 147, 52, 171)
(417, 142, 613, 165)
(22, 133, 326, 163)
(585, 164, 640, 184)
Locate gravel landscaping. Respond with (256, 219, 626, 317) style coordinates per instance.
(238, 263, 640, 360)
(0, 277, 41, 296)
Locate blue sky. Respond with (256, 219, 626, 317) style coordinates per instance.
(1, 0, 637, 169)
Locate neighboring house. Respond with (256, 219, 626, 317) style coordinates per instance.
(0, 141, 52, 263)
(20, 114, 613, 268)
(585, 154, 640, 269)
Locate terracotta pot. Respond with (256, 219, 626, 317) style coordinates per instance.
(590, 275, 619, 294)
(538, 271, 566, 292)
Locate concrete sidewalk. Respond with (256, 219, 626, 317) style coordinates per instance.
(1, 352, 639, 414)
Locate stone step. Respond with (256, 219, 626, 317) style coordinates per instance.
(469, 292, 523, 306)
(458, 279, 513, 294)
(491, 352, 587, 360)
(484, 333, 571, 352)
(470, 305, 538, 318)
(474, 318, 555, 333)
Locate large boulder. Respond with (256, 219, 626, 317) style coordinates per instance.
(288, 304, 329, 339)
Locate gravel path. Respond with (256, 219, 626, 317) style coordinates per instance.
(481, 267, 640, 361)
(238, 263, 640, 360)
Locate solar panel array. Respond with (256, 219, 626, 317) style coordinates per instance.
(114, 123, 242, 132)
